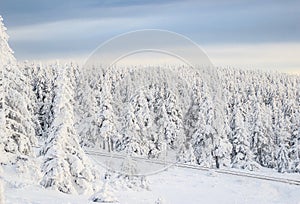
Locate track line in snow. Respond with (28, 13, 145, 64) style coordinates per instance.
(85, 149, 300, 186)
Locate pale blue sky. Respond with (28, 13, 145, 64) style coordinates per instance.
(1, 0, 299, 73)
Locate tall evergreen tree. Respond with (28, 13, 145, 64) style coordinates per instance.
(40, 64, 95, 194)
(0, 16, 37, 163)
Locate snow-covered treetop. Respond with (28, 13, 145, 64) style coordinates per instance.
(0, 15, 16, 66)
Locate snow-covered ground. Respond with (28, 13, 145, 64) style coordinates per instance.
(3, 158, 300, 204)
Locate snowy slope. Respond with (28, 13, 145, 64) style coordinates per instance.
(3, 158, 300, 204)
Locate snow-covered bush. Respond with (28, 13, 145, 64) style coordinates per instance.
(90, 181, 118, 203)
(155, 197, 166, 204)
(112, 157, 150, 190)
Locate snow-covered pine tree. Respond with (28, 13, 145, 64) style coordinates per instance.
(75, 68, 99, 148)
(186, 82, 215, 167)
(215, 72, 234, 168)
(292, 122, 300, 172)
(97, 84, 120, 152)
(0, 16, 13, 163)
(40, 63, 95, 194)
(21, 61, 43, 139)
(0, 30, 6, 165)
(77, 66, 118, 150)
(0, 16, 14, 65)
(271, 100, 290, 173)
(131, 90, 156, 157)
(163, 90, 184, 149)
(152, 84, 167, 156)
(212, 97, 232, 168)
(276, 128, 291, 173)
(31, 63, 56, 140)
(0, 16, 37, 164)
(177, 142, 196, 164)
(250, 100, 275, 168)
(214, 119, 232, 168)
(231, 99, 257, 170)
(118, 101, 145, 156)
(131, 86, 161, 158)
(288, 99, 300, 172)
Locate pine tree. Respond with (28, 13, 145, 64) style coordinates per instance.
(186, 83, 215, 167)
(231, 101, 256, 170)
(0, 16, 13, 163)
(75, 69, 99, 147)
(288, 99, 300, 172)
(98, 84, 120, 152)
(119, 101, 146, 156)
(250, 101, 275, 167)
(0, 16, 37, 163)
(163, 90, 184, 149)
(213, 108, 232, 168)
(276, 131, 290, 173)
(40, 64, 95, 194)
(31, 63, 56, 140)
(0, 16, 14, 65)
(132, 90, 156, 158)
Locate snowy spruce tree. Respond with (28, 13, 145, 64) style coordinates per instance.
(75, 69, 100, 148)
(118, 101, 146, 156)
(30, 62, 57, 140)
(0, 16, 37, 164)
(40, 63, 96, 194)
(288, 100, 300, 172)
(230, 100, 257, 170)
(250, 100, 275, 168)
(186, 83, 216, 167)
(97, 83, 120, 152)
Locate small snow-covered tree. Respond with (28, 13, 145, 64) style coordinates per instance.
(177, 142, 196, 164)
(115, 156, 149, 190)
(90, 180, 118, 203)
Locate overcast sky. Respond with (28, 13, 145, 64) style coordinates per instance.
(1, 0, 299, 73)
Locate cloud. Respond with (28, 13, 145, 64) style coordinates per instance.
(204, 43, 300, 73)
(0, 0, 181, 27)
(7, 16, 163, 59)
(1, 0, 300, 74)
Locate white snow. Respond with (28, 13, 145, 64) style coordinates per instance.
(2, 160, 300, 204)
